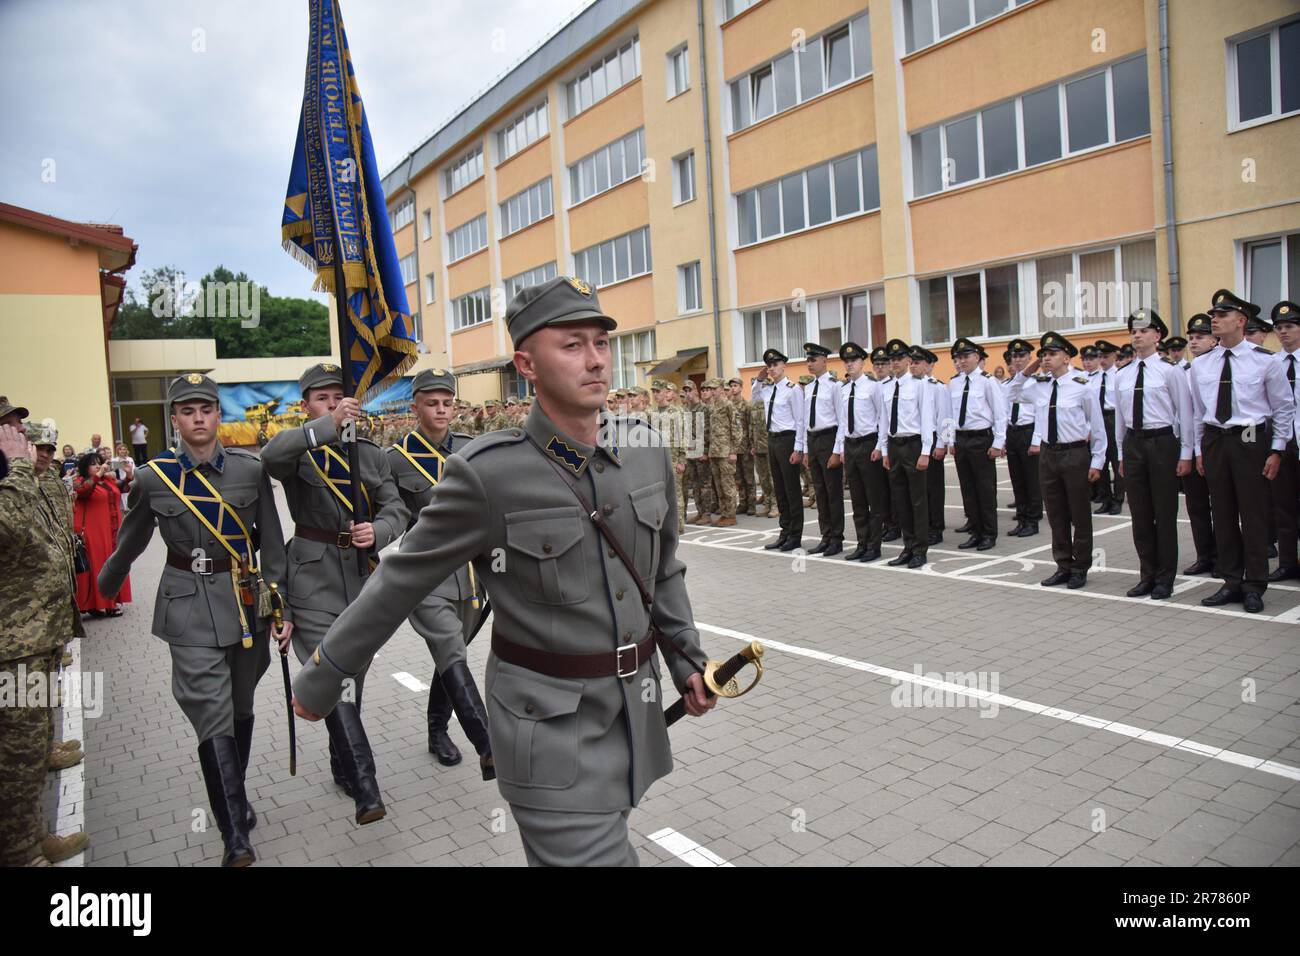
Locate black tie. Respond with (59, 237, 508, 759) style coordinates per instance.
(1048, 380, 1059, 444)
(848, 383, 856, 435)
(958, 376, 970, 427)
(809, 379, 819, 428)
(1133, 360, 1145, 431)
(1100, 371, 1108, 411)
(1215, 352, 1232, 424)
(1288, 354, 1295, 394)
(890, 382, 900, 435)
(1011, 400, 1020, 425)
(767, 382, 776, 429)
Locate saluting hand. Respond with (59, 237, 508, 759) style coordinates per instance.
(682, 672, 716, 717)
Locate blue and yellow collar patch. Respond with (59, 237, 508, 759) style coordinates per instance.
(546, 436, 586, 474)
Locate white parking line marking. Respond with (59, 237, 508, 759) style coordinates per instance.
(393, 672, 430, 693)
(53, 638, 85, 867)
(694, 623, 1300, 783)
(646, 827, 733, 866)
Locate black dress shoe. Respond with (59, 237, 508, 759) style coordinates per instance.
(1093, 501, 1111, 515)
(1201, 586, 1243, 607)
(907, 554, 927, 569)
(927, 531, 943, 546)
(1067, 572, 1087, 589)
(1020, 522, 1038, 536)
(845, 547, 866, 561)
(1126, 580, 1155, 598)
(1267, 543, 1278, 559)
(882, 528, 901, 542)
(1243, 592, 1264, 613)
(1150, 583, 1173, 600)
(887, 550, 913, 567)
(1109, 501, 1124, 515)
(1182, 557, 1215, 576)
(958, 535, 981, 550)
(976, 536, 996, 551)
(808, 540, 829, 555)
(764, 537, 787, 550)
(1268, 565, 1300, 582)
(859, 548, 881, 562)
(1040, 569, 1071, 587)
(778, 538, 800, 552)
(955, 521, 973, 534)
(822, 541, 843, 557)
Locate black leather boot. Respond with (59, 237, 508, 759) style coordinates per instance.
(233, 715, 257, 830)
(440, 661, 495, 781)
(327, 729, 353, 797)
(197, 736, 255, 867)
(325, 703, 386, 825)
(427, 671, 462, 766)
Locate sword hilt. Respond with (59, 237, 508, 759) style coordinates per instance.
(664, 641, 764, 727)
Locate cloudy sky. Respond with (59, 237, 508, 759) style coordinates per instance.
(0, 0, 589, 300)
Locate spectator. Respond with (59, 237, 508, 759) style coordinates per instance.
(128, 417, 149, 463)
(59, 444, 77, 477)
(84, 433, 108, 457)
(73, 452, 129, 618)
(108, 442, 136, 505)
(993, 366, 1007, 381)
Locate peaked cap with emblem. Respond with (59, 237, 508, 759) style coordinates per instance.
(299, 362, 342, 394)
(412, 368, 456, 395)
(1186, 313, 1213, 335)
(1126, 308, 1168, 338)
(803, 342, 832, 358)
(762, 347, 788, 364)
(1246, 313, 1273, 334)
(1271, 300, 1300, 327)
(1094, 340, 1119, 355)
(1080, 344, 1099, 359)
(951, 337, 985, 358)
(870, 346, 888, 363)
(1007, 338, 1034, 356)
(169, 372, 220, 404)
(1165, 335, 1188, 349)
(839, 341, 867, 361)
(1038, 331, 1078, 357)
(884, 338, 911, 358)
(1208, 288, 1260, 319)
(909, 346, 937, 364)
(505, 275, 615, 347)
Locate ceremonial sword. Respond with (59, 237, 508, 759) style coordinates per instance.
(269, 583, 296, 775)
(664, 641, 764, 727)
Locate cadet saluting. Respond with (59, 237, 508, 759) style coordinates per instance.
(260, 363, 409, 825)
(948, 338, 1007, 551)
(388, 369, 493, 777)
(97, 373, 291, 867)
(292, 277, 715, 866)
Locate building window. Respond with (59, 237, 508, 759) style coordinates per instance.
(742, 303, 808, 365)
(447, 214, 488, 263)
(412, 312, 424, 344)
(452, 287, 491, 331)
(444, 146, 484, 197)
(810, 288, 885, 353)
(736, 146, 879, 247)
(1229, 18, 1300, 129)
(389, 197, 414, 232)
(667, 45, 690, 99)
(903, 0, 1031, 55)
(678, 261, 702, 313)
(568, 128, 644, 206)
(729, 13, 871, 132)
(504, 261, 558, 302)
(497, 100, 549, 164)
(420, 209, 432, 241)
(611, 329, 655, 389)
(425, 273, 436, 305)
(503, 364, 535, 399)
(566, 37, 640, 118)
(724, 0, 760, 20)
(398, 252, 417, 286)
(573, 226, 652, 288)
(1244, 232, 1300, 306)
(911, 54, 1149, 198)
(672, 152, 696, 205)
(499, 178, 554, 237)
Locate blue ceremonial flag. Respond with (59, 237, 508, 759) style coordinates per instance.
(282, 0, 416, 402)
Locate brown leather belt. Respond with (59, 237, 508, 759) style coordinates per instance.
(294, 523, 354, 548)
(167, 550, 233, 574)
(492, 629, 655, 679)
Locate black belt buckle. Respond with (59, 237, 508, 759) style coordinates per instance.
(336, 531, 353, 549)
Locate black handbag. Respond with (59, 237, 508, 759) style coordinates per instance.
(73, 533, 90, 575)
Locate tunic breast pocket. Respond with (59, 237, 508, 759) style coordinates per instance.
(287, 536, 328, 600)
(488, 664, 583, 790)
(629, 482, 666, 582)
(154, 572, 198, 639)
(149, 494, 193, 547)
(504, 507, 588, 605)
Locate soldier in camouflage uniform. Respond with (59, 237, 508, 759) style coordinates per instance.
(702, 380, 739, 527)
(749, 384, 776, 518)
(727, 377, 755, 515)
(0, 406, 88, 866)
(649, 381, 687, 533)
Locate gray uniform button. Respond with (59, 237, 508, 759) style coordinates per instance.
(608, 547, 616, 558)
(595, 462, 605, 473)
(525, 702, 535, 714)
(602, 503, 614, 516)
(542, 542, 553, 554)
(616, 588, 624, 600)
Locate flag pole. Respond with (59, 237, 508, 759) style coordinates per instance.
(333, 258, 369, 578)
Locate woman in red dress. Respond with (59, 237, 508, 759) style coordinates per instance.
(74, 452, 130, 617)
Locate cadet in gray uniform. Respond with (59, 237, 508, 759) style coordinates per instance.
(293, 276, 716, 867)
(388, 368, 494, 777)
(261, 363, 409, 825)
(98, 373, 291, 867)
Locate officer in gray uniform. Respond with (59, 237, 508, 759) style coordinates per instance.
(388, 368, 493, 777)
(261, 362, 408, 825)
(293, 276, 716, 866)
(98, 373, 291, 867)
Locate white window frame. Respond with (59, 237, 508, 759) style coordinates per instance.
(398, 252, 417, 286)
(424, 272, 436, 305)
(735, 146, 880, 249)
(447, 213, 488, 264)
(451, 287, 492, 331)
(667, 44, 690, 99)
(741, 303, 810, 365)
(567, 129, 645, 207)
(496, 100, 550, 164)
(1226, 17, 1300, 131)
(499, 178, 554, 238)
(910, 54, 1149, 199)
(504, 261, 559, 302)
(389, 197, 414, 232)
(610, 329, 656, 389)
(727, 12, 872, 133)
(677, 261, 702, 314)
(902, 0, 1030, 56)
(444, 146, 484, 197)
(420, 209, 432, 241)
(565, 37, 641, 119)
(572, 226, 653, 289)
(1242, 231, 1299, 304)
(672, 151, 696, 205)
(724, 0, 760, 22)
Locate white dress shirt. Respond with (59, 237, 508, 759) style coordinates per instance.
(1008, 369, 1108, 469)
(1189, 340, 1295, 455)
(1093, 366, 1119, 413)
(802, 371, 839, 435)
(833, 374, 885, 455)
(924, 375, 952, 450)
(875, 374, 936, 456)
(1003, 376, 1037, 426)
(1113, 354, 1195, 461)
(761, 375, 808, 453)
(948, 370, 1008, 450)
(1275, 348, 1299, 447)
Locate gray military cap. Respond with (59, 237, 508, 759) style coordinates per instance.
(168, 372, 220, 405)
(505, 275, 616, 348)
(0, 396, 30, 421)
(412, 368, 456, 395)
(299, 361, 344, 394)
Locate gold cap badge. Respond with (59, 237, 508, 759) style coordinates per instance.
(567, 276, 592, 296)
(185, 373, 204, 385)
(321, 363, 339, 372)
